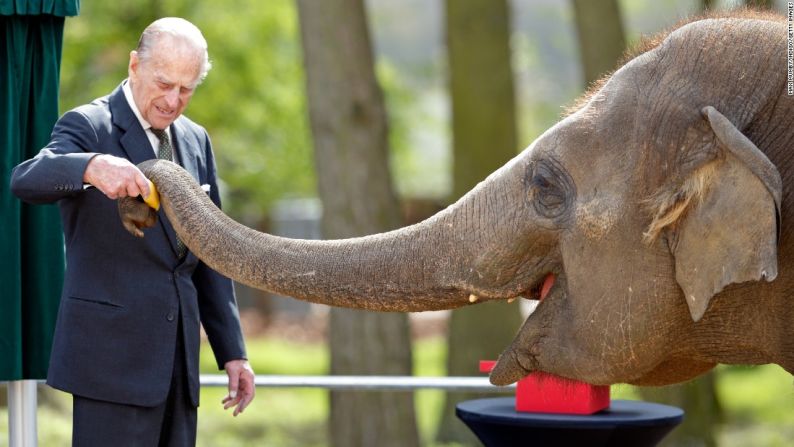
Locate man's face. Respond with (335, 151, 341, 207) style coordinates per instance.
(128, 37, 201, 130)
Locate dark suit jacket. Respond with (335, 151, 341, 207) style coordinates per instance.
(10, 84, 246, 407)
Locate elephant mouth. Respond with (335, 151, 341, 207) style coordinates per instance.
(490, 272, 561, 386)
(522, 272, 557, 303)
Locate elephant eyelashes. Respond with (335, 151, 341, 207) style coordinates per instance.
(526, 160, 573, 219)
(535, 177, 565, 210)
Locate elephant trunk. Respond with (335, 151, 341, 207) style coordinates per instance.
(138, 159, 508, 312)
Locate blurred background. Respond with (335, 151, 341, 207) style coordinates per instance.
(2, 0, 793, 446)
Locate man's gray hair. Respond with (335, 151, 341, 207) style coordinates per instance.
(135, 17, 212, 83)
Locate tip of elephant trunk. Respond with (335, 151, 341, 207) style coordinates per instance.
(489, 350, 532, 386)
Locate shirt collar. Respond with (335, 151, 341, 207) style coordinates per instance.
(122, 79, 153, 131)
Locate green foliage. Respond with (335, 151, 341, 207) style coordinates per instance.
(58, 1, 425, 224)
(715, 364, 794, 424)
(715, 364, 794, 446)
(378, 61, 440, 199)
(188, 1, 314, 224)
(60, 0, 315, 223)
(59, 3, 151, 104)
(200, 336, 329, 376)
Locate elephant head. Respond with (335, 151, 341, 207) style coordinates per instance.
(120, 12, 794, 386)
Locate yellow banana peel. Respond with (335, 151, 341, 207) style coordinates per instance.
(143, 180, 161, 211)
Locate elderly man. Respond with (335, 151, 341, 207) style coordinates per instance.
(11, 17, 254, 446)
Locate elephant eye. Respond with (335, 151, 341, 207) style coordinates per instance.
(526, 160, 572, 219)
(533, 173, 565, 210)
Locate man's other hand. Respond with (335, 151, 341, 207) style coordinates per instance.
(84, 154, 150, 200)
(222, 359, 255, 416)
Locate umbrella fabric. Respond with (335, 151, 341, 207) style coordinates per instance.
(0, 0, 78, 16)
(1, 0, 78, 380)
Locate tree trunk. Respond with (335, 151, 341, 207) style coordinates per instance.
(437, 0, 523, 444)
(571, 0, 627, 88)
(296, 1, 419, 446)
(639, 372, 722, 447)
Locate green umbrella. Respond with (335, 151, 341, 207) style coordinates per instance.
(1, 0, 79, 381)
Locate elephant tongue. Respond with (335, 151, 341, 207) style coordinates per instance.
(539, 273, 555, 301)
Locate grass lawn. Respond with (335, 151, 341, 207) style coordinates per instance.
(715, 364, 794, 447)
(0, 335, 791, 446)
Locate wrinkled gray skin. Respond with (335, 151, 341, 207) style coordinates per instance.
(121, 14, 794, 386)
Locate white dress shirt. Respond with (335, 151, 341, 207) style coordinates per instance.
(122, 79, 173, 159)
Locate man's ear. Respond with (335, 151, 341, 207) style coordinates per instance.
(648, 106, 781, 322)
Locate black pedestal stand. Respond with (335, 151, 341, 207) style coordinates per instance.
(457, 398, 683, 447)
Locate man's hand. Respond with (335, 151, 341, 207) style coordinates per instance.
(84, 154, 150, 200)
(222, 359, 255, 416)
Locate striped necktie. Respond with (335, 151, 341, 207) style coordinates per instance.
(151, 128, 187, 259)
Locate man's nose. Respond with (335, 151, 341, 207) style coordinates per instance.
(164, 88, 180, 108)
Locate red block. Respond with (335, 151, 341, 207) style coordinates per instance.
(480, 361, 610, 415)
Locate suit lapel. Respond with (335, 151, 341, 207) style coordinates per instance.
(171, 120, 199, 181)
(109, 86, 156, 165)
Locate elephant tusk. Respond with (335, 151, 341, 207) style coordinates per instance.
(468, 294, 479, 303)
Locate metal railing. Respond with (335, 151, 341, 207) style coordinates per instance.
(7, 375, 514, 446)
(202, 374, 515, 392)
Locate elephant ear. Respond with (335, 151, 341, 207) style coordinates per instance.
(671, 106, 781, 322)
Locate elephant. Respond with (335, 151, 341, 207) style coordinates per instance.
(120, 10, 794, 387)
